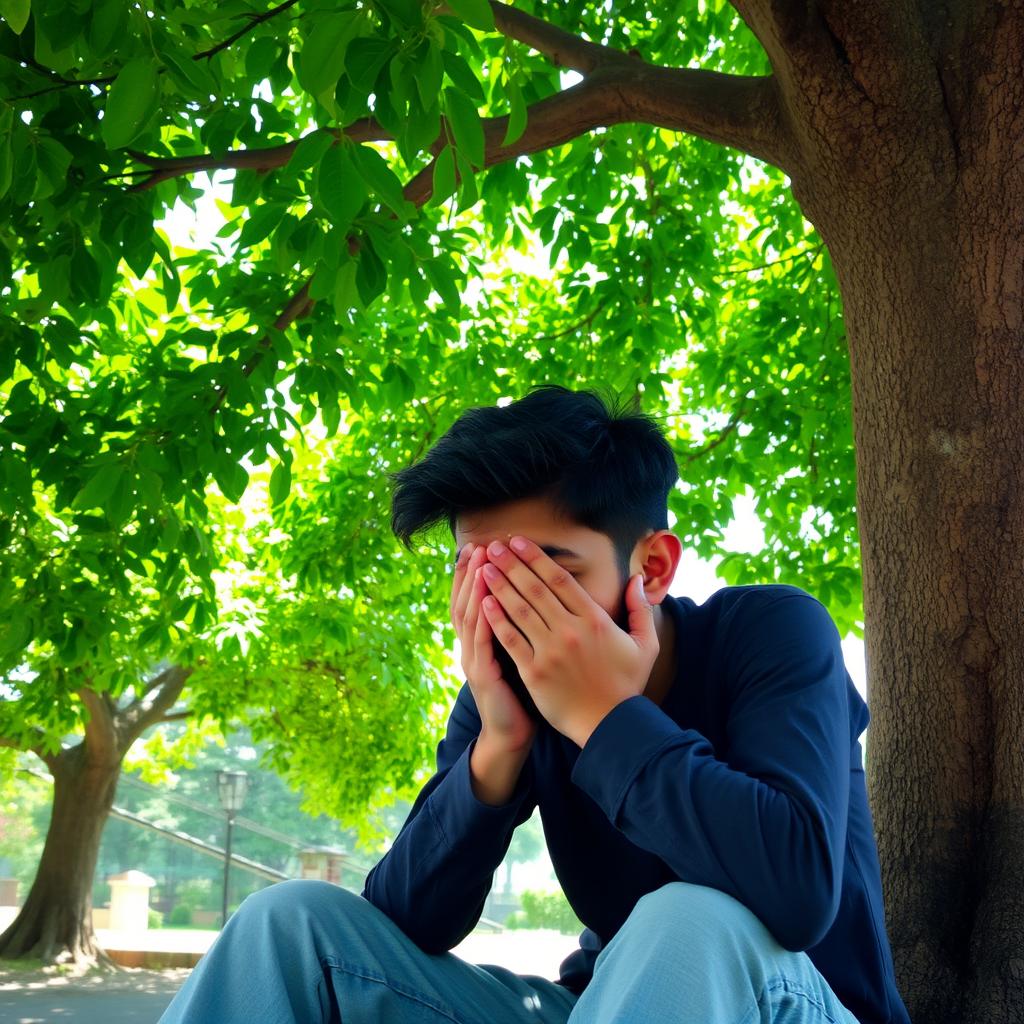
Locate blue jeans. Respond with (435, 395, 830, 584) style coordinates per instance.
(158, 879, 860, 1023)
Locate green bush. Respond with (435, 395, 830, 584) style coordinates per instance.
(148, 907, 164, 929)
(168, 905, 193, 926)
(516, 889, 582, 935)
(176, 878, 214, 910)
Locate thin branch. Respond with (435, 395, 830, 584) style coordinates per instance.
(0, 733, 57, 771)
(530, 299, 610, 344)
(717, 240, 825, 276)
(117, 666, 192, 748)
(0, 732, 43, 753)
(683, 403, 748, 465)
(120, 120, 388, 192)
(208, 280, 313, 415)
(159, 710, 192, 723)
(11, 0, 301, 102)
(194, 0, 300, 61)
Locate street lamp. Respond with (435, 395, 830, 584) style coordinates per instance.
(216, 770, 249, 927)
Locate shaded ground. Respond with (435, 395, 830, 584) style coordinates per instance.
(0, 965, 187, 1023)
(0, 929, 577, 1022)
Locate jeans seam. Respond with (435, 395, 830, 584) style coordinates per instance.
(761, 976, 841, 1023)
(322, 957, 465, 1023)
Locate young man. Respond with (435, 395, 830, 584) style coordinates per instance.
(159, 385, 910, 1024)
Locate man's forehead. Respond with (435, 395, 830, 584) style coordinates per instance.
(453, 534, 586, 562)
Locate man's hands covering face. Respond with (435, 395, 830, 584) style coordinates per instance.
(480, 536, 659, 748)
(451, 542, 538, 754)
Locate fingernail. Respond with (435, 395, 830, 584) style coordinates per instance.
(509, 536, 528, 553)
(488, 540, 506, 557)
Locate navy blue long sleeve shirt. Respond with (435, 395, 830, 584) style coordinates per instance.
(362, 584, 910, 1024)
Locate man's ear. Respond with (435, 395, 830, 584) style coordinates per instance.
(637, 530, 682, 605)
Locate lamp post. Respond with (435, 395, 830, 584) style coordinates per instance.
(216, 769, 249, 928)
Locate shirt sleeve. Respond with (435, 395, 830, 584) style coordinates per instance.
(361, 681, 537, 953)
(570, 590, 852, 951)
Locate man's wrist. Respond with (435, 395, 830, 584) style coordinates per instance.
(469, 732, 532, 806)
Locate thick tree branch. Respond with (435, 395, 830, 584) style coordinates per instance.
(116, 665, 192, 748)
(188, 63, 788, 391)
(728, 1, 929, 106)
(126, 66, 789, 195)
(487, 0, 618, 74)
(77, 687, 119, 764)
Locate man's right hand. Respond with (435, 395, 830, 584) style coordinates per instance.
(451, 541, 538, 754)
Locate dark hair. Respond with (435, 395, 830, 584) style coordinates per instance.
(389, 384, 679, 583)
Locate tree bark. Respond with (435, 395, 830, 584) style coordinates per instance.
(0, 668, 188, 964)
(0, 743, 120, 964)
(773, 8, 1024, 1020)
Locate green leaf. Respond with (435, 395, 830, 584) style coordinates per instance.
(440, 51, 484, 103)
(0, 0, 30, 35)
(423, 256, 460, 312)
(413, 41, 443, 109)
(32, 137, 72, 200)
(445, 0, 494, 32)
(349, 144, 409, 219)
(314, 146, 368, 230)
(212, 454, 249, 503)
(298, 11, 362, 98)
(355, 240, 387, 305)
(454, 147, 478, 207)
(443, 87, 485, 169)
(502, 76, 526, 147)
(237, 203, 287, 250)
(245, 36, 280, 80)
(286, 131, 335, 173)
(102, 57, 160, 150)
(162, 50, 217, 98)
(269, 460, 291, 507)
(73, 463, 124, 513)
(430, 144, 456, 206)
(345, 37, 393, 92)
(0, 108, 15, 200)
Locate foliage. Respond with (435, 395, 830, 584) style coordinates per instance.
(0, 0, 861, 909)
(167, 904, 192, 926)
(506, 887, 583, 934)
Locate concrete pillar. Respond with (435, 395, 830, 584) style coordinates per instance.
(108, 870, 156, 932)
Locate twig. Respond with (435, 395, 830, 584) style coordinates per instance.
(11, 0, 301, 102)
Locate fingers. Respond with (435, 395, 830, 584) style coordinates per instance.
(481, 558, 547, 649)
(482, 537, 590, 622)
(450, 542, 473, 623)
(451, 544, 485, 631)
(472, 567, 493, 650)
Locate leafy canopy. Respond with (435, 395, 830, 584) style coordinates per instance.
(0, 0, 858, 826)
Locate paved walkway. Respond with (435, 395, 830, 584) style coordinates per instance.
(0, 928, 578, 1022)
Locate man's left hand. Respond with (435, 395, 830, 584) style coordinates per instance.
(480, 535, 660, 748)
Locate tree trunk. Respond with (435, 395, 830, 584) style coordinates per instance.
(787, 114, 1024, 1024)
(0, 743, 120, 964)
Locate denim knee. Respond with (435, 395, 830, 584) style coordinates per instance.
(237, 879, 361, 928)
(628, 881, 773, 951)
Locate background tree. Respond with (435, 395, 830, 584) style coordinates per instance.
(1, 2, 1020, 1021)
